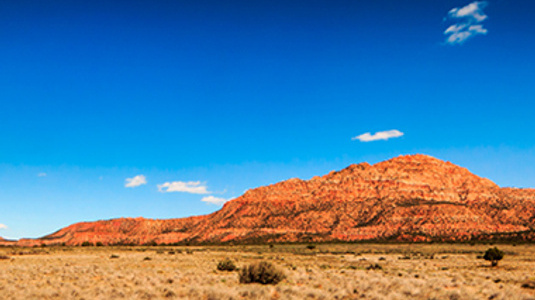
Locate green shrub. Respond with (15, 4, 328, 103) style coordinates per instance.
(217, 258, 237, 271)
(483, 247, 504, 267)
(239, 261, 285, 285)
(95, 242, 104, 247)
(81, 241, 93, 247)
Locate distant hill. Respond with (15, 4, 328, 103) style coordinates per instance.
(4, 154, 535, 247)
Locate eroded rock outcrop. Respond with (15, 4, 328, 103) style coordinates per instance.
(3, 154, 535, 246)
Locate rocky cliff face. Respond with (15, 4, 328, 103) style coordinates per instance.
(4, 154, 535, 246)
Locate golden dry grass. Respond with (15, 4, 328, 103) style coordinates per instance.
(1, 243, 535, 299)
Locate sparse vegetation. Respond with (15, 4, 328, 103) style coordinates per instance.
(217, 258, 237, 271)
(239, 261, 285, 285)
(81, 241, 93, 247)
(483, 247, 504, 267)
(306, 244, 316, 250)
(0, 243, 534, 299)
(366, 263, 383, 270)
(521, 280, 535, 289)
(144, 241, 158, 246)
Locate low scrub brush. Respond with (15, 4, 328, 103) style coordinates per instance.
(217, 258, 237, 271)
(239, 261, 285, 285)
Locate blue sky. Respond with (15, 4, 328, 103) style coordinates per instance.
(1, 0, 534, 239)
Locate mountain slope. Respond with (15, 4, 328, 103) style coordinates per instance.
(7, 154, 535, 246)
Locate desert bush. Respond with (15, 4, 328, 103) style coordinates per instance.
(521, 280, 535, 289)
(483, 247, 504, 267)
(306, 245, 316, 250)
(81, 241, 93, 247)
(0, 255, 10, 260)
(217, 258, 237, 271)
(366, 263, 383, 270)
(239, 261, 285, 285)
(95, 242, 104, 247)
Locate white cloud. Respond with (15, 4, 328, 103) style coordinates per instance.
(445, 23, 488, 44)
(468, 24, 488, 34)
(352, 130, 404, 142)
(201, 196, 231, 205)
(37, 172, 47, 177)
(125, 175, 147, 188)
(444, 1, 488, 45)
(0, 224, 7, 230)
(445, 24, 467, 34)
(448, 1, 487, 22)
(157, 181, 209, 194)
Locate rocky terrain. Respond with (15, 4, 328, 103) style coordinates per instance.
(2, 154, 535, 246)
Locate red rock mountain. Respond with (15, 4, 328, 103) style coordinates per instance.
(5, 155, 535, 246)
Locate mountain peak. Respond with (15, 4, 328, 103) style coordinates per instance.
(389, 153, 442, 162)
(378, 153, 457, 168)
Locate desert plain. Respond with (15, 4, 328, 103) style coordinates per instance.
(1, 243, 534, 300)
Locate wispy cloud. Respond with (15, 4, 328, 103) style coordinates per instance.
(125, 175, 147, 188)
(157, 181, 209, 194)
(0, 224, 7, 230)
(444, 1, 488, 45)
(37, 172, 47, 177)
(449, 1, 488, 21)
(201, 196, 231, 205)
(352, 130, 404, 142)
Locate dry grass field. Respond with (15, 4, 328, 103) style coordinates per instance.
(1, 243, 535, 299)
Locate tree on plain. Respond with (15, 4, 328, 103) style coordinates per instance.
(483, 247, 504, 267)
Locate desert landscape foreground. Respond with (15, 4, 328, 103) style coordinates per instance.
(1, 243, 534, 299)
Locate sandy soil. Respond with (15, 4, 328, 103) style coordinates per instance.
(1, 243, 534, 299)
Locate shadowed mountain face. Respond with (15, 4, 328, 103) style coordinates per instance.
(4, 155, 535, 246)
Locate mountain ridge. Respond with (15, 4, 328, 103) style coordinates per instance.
(3, 154, 535, 246)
